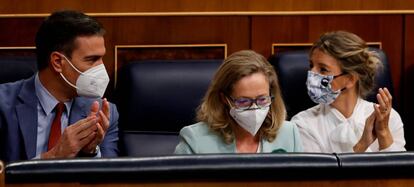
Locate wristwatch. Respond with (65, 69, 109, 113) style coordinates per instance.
(78, 146, 99, 157)
(91, 145, 99, 155)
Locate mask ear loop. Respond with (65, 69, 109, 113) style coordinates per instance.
(61, 55, 84, 73)
(333, 73, 346, 79)
(58, 53, 81, 90)
(61, 53, 108, 81)
(320, 72, 348, 91)
(333, 72, 348, 92)
(59, 73, 77, 89)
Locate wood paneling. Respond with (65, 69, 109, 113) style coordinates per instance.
(0, 48, 35, 57)
(271, 42, 381, 55)
(0, 18, 42, 46)
(1, 0, 414, 14)
(116, 44, 226, 67)
(114, 44, 227, 86)
(251, 15, 403, 106)
(0, 16, 249, 91)
(117, 44, 225, 58)
(403, 15, 414, 150)
(98, 16, 249, 91)
(101, 16, 247, 71)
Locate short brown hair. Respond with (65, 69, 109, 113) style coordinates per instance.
(197, 50, 286, 143)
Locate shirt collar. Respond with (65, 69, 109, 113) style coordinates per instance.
(34, 73, 72, 115)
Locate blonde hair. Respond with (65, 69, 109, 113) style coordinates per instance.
(197, 50, 286, 144)
(310, 31, 382, 98)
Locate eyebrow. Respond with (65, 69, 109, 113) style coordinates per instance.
(312, 60, 330, 69)
(236, 94, 268, 99)
(83, 55, 102, 61)
(319, 63, 329, 68)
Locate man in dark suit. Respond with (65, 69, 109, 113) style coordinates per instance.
(0, 10, 119, 163)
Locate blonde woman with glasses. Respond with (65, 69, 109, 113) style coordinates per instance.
(174, 50, 302, 154)
(292, 31, 406, 153)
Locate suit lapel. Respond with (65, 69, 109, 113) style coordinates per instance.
(15, 78, 92, 158)
(16, 77, 38, 159)
(69, 98, 89, 125)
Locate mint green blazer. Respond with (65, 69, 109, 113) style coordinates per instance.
(174, 121, 302, 154)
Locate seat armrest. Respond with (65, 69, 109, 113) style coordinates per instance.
(5, 153, 338, 183)
(337, 151, 414, 179)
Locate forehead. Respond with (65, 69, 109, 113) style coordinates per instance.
(311, 49, 341, 68)
(232, 72, 269, 98)
(72, 35, 105, 57)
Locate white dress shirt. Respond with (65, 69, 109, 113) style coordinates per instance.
(291, 97, 406, 153)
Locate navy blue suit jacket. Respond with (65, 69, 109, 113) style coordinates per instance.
(0, 76, 119, 163)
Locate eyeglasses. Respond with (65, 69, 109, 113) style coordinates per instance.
(229, 95, 274, 111)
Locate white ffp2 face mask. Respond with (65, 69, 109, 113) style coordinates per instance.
(59, 55, 109, 98)
(229, 106, 270, 136)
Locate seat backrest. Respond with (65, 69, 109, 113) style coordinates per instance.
(121, 131, 179, 157)
(114, 59, 222, 156)
(0, 56, 37, 84)
(269, 48, 394, 119)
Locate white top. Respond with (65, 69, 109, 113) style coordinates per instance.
(291, 98, 406, 153)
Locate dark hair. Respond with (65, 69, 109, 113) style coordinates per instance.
(35, 10, 105, 70)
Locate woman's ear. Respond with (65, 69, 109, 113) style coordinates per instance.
(50, 52, 64, 73)
(345, 72, 359, 89)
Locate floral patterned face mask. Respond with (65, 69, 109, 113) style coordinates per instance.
(306, 71, 346, 105)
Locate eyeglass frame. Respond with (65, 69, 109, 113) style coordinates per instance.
(227, 95, 274, 111)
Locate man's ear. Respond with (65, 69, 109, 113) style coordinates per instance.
(50, 52, 64, 73)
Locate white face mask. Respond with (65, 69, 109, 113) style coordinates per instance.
(229, 106, 269, 136)
(59, 55, 109, 98)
